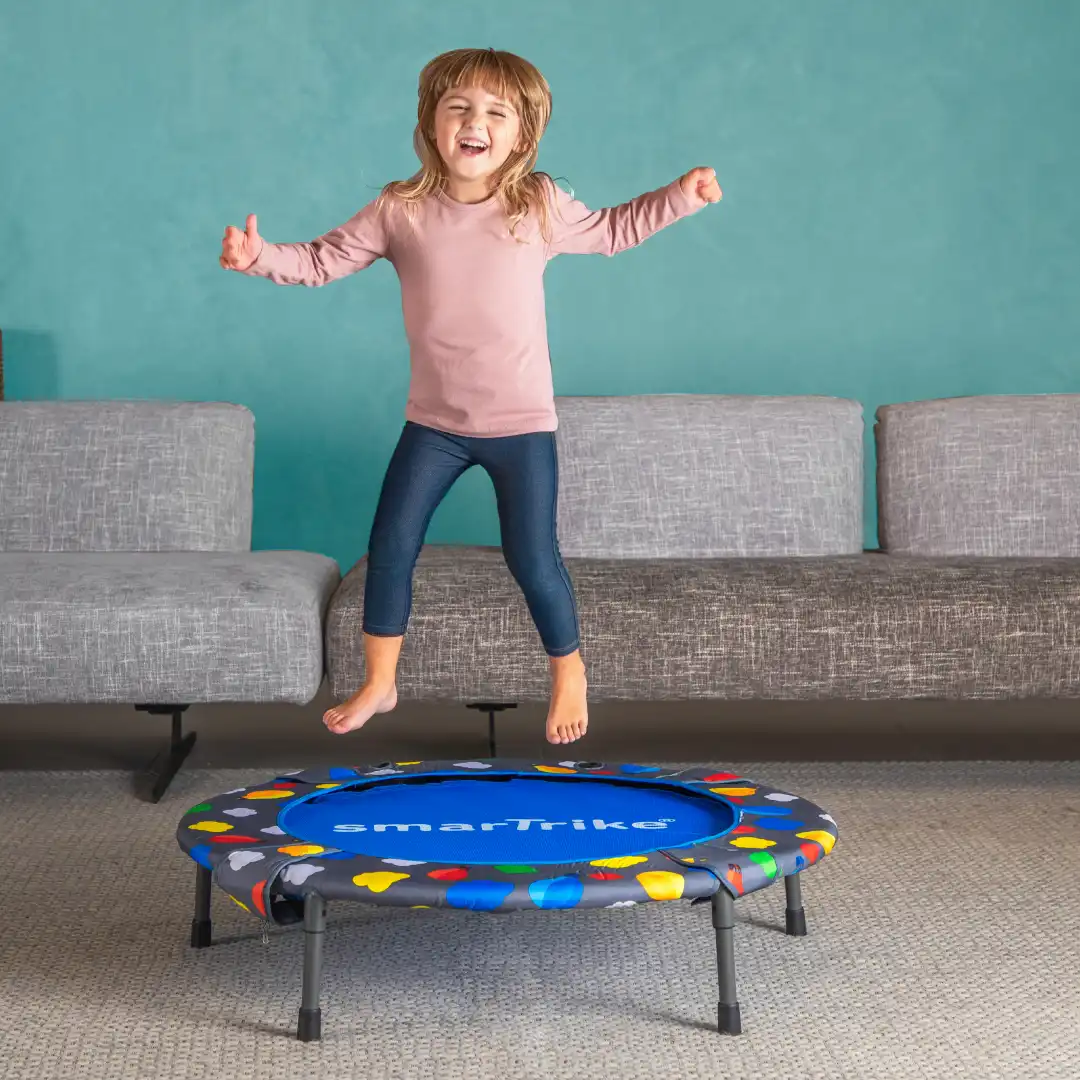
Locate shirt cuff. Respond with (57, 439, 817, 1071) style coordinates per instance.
(238, 239, 270, 276)
(667, 178, 705, 216)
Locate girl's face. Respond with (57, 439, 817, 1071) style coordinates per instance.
(433, 84, 523, 198)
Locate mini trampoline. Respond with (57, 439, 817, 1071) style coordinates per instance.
(177, 759, 838, 1041)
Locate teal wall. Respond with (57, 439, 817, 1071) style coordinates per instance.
(3, 1, 1078, 567)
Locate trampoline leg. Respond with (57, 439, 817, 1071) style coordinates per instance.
(711, 888, 742, 1035)
(191, 864, 212, 948)
(785, 873, 807, 937)
(297, 892, 326, 1043)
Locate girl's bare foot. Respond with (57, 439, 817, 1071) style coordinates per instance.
(323, 682, 398, 734)
(547, 653, 588, 745)
(324, 633, 405, 735)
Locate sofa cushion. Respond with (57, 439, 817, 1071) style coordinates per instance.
(0, 401, 254, 552)
(876, 395, 1080, 555)
(327, 546, 1080, 701)
(0, 551, 339, 704)
(553, 394, 865, 556)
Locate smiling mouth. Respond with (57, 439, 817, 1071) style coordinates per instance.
(458, 138, 489, 156)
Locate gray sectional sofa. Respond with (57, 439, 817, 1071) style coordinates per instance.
(326, 393, 1080, 743)
(0, 402, 340, 800)
(3, 393, 1077, 799)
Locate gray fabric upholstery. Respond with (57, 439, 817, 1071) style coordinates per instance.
(0, 401, 254, 552)
(553, 394, 865, 556)
(326, 547, 1080, 702)
(0, 552, 340, 704)
(876, 395, 1080, 556)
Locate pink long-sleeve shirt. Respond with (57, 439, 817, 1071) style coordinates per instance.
(240, 178, 702, 436)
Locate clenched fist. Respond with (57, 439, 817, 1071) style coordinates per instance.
(220, 214, 263, 271)
(679, 167, 722, 206)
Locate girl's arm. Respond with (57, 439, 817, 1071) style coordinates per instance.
(547, 168, 719, 257)
(230, 200, 389, 286)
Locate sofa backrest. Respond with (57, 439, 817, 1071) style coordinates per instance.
(554, 394, 864, 557)
(876, 395, 1080, 556)
(0, 401, 254, 552)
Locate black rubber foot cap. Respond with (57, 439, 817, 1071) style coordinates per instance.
(786, 908, 808, 936)
(297, 1008, 322, 1042)
(718, 1003, 742, 1035)
(190, 919, 212, 948)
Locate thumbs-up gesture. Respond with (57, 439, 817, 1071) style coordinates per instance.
(220, 214, 263, 271)
(679, 167, 722, 206)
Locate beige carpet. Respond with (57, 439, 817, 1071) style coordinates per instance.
(0, 761, 1077, 1079)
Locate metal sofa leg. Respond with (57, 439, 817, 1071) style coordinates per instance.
(466, 702, 517, 756)
(134, 704, 195, 802)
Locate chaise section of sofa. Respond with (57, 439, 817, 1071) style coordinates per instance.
(0, 401, 341, 799)
(327, 392, 1080, 729)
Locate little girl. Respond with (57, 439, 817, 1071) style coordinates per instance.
(220, 48, 721, 746)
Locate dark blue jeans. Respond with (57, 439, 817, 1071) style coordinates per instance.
(364, 421, 581, 657)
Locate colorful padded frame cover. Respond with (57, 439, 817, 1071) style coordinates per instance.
(177, 760, 838, 923)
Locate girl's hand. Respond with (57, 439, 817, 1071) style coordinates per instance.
(679, 167, 722, 206)
(220, 214, 263, 271)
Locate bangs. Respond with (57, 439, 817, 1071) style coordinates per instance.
(424, 49, 537, 113)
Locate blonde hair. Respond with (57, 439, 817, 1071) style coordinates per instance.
(379, 48, 555, 242)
